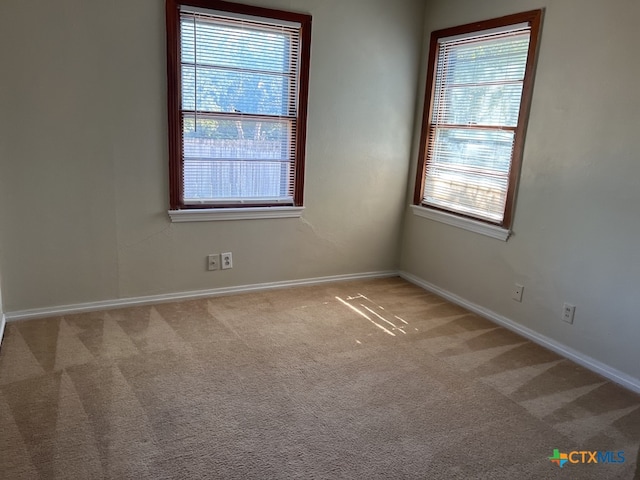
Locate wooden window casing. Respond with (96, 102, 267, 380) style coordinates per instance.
(413, 10, 543, 229)
(166, 0, 312, 210)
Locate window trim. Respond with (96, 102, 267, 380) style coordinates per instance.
(413, 9, 543, 230)
(169, 205, 304, 222)
(410, 205, 511, 241)
(165, 0, 312, 211)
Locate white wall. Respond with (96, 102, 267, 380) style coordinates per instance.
(0, 0, 425, 311)
(401, 0, 640, 381)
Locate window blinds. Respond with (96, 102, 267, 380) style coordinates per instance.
(422, 26, 531, 222)
(179, 7, 301, 204)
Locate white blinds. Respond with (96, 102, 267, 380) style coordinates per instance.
(423, 27, 531, 222)
(179, 8, 301, 204)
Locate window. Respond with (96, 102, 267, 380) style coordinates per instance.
(166, 0, 312, 213)
(413, 10, 543, 231)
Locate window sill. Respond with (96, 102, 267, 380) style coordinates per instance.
(410, 205, 511, 241)
(169, 206, 304, 223)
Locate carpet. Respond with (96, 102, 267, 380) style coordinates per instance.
(0, 277, 638, 479)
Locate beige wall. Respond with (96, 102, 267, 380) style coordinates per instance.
(0, 0, 425, 311)
(401, 0, 640, 380)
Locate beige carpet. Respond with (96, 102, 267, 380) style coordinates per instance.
(0, 277, 638, 479)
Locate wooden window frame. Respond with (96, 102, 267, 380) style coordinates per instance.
(413, 10, 543, 229)
(166, 0, 312, 210)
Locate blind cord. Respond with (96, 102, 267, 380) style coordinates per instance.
(193, 15, 197, 132)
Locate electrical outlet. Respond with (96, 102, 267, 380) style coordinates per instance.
(512, 283, 524, 302)
(221, 252, 233, 270)
(562, 303, 576, 324)
(207, 254, 219, 271)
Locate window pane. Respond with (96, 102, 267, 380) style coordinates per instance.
(183, 115, 293, 160)
(181, 19, 294, 74)
(432, 34, 530, 128)
(423, 163, 508, 222)
(434, 83, 524, 126)
(183, 115, 293, 201)
(424, 127, 514, 222)
(184, 159, 292, 201)
(430, 128, 515, 172)
(181, 65, 292, 115)
(440, 35, 530, 84)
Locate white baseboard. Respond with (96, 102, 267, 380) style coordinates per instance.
(0, 314, 6, 348)
(399, 271, 640, 395)
(5, 270, 398, 322)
